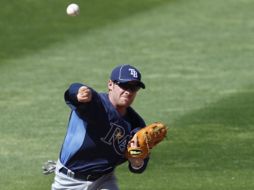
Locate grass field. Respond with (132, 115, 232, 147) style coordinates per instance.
(0, 0, 254, 189)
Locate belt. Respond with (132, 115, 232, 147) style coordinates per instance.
(59, 167, 105, 181)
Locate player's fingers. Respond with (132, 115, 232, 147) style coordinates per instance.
(81, 91, 92, 100)
(133, 134, 138, 144)
(79, 91, 88, 97)
(130, 135, 138, 147)
(81, 88, 91, 96)
(77, 87, 92, 102)
(78, 95, 89, 102)
(78, 86, 89, 93)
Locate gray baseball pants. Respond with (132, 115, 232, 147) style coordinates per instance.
(52, 160, 119, 190)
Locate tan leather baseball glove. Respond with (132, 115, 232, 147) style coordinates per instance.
(126, 122, 168, 160)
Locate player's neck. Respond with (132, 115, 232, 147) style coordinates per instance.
(115, 106, 127, 116)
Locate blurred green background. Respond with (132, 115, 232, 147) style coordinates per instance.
(0, 0, 254, 189)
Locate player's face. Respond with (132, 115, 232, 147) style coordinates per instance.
(108, 80, 140, 108)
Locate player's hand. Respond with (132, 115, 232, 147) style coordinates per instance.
(77, 86, 92, 103)
(128, 133, 138, 147)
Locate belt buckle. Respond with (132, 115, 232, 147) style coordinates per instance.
(67, 169, 75, 178)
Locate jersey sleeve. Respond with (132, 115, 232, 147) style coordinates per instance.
(64, 83, 83, 110)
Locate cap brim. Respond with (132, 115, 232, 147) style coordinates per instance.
(137, 81, 145, 89)
(118, 80, 145, 89)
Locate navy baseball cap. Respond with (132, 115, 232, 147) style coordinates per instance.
(110, 64, 145, 89)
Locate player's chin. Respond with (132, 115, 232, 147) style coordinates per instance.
(119, 98, 133, 107)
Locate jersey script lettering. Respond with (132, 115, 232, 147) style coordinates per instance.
(101, 123, 130, 155)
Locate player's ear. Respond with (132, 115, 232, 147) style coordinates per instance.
(108, 80, 114, 91)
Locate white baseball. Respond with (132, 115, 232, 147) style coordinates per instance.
(66, 3, 80, 16)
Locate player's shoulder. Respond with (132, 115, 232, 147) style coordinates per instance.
(126, 107, 146, 127)
(97, 93, 113, 109)
(127, 107, 140, 117)
(98, 93, 109, 103)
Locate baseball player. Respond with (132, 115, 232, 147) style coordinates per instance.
(51, 64, 149, 190)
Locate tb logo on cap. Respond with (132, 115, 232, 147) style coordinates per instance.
(128, 68, 138, 78)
